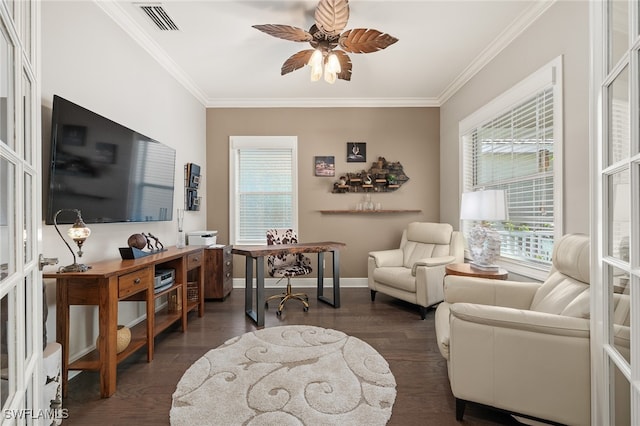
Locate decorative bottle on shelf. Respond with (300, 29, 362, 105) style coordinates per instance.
(176, 209, 186, 248)
(365, 194, 374, 211)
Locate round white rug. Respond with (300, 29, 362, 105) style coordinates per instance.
(170, 325, 397, 425)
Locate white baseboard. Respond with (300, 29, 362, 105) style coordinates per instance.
(232, 277, 368, 289)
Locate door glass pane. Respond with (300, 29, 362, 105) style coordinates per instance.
(21, 1, 31, 61)
(24, 274, 32, 362)
(1, 290, 15, 410)
(609, 264, 631, 370)
(608, 170, 630, 261)
(0, 23, 14, 150)
(611, 360, 631, 426)
(610, 0, 629, 69)
(4, 2, 14, 19)
(0, 158, 15, 282)
(22, 70, 32, 164)
(609, 66, 630, 165)
(23, 172, 31, 263)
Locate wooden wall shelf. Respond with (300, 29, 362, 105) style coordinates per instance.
(319, 209, 422, 214)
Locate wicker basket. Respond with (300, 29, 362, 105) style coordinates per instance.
(187, 282, 199, 302)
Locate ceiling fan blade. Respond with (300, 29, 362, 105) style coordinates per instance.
(281, 50, 315, 76)
(333, 50, 352, 81)
(338, 28, 399, 53)
(315, 0, 350, 37)
(252, 24, 312, 42)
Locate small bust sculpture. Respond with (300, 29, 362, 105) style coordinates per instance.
(127, 233, 147, 250)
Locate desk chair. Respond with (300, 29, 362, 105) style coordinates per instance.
(265, 229, 312, 316)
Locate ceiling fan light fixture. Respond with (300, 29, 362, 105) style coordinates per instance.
(309, 49, 323, 67)
(323, 52, 340, 84)
(311, 63, 323, 81)
(253, 0, 397, 83)
(324, 68, 337, 84)
(326, 52, 341, 73)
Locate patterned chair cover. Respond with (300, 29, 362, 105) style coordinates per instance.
(266, 229, 312, 278)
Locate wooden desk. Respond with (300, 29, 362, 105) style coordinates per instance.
(44, 246, 204, 398)
(232, 242, 346, 327)
(445, 263, 508, 280)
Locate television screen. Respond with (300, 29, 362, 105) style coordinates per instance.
(46, 95, 176, 224)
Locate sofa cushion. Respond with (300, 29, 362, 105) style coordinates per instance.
(530, 271, 590, 315)
(372, 267, 416, 292)
(551, 233, 590, 284)
(560, 291, 590, 319)
(402, 223, 453, 268)
(403, 242, 436, 268)
(406, 222, 453, 245)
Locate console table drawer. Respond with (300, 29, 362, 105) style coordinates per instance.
(187, 252, 203, 269)
(118, 268, 152, 298)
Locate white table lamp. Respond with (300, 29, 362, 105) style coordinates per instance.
(460, 190, 507, 270)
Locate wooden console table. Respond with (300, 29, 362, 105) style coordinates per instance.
(232, 242, 346, 327)
(44, 246, 204, 398)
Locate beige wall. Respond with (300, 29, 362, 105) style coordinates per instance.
(206, 107, 440, 277)
(440, 1, 590, 235)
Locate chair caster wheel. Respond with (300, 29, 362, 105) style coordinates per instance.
(276, 310, 282, 317)
(303, 306, 309, 312)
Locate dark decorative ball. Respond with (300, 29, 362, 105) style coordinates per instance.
(127, 234, 147, 249)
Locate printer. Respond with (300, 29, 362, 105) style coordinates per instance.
(187, 230, 218, 246)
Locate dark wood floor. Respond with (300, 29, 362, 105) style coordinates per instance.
(62, 287, 523, 425)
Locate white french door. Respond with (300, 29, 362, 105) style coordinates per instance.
(0, 1, 44, 425)
(591, 0, 637, 424)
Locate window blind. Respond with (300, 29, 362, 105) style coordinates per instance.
(236, 148, 294, 244)
(463, 87, 555, 266)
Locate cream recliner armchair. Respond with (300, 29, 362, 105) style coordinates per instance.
(368, 222, 464, 319)
(435, 233, 593, 425)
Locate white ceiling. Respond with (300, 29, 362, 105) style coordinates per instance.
(96, 0, 554, 107)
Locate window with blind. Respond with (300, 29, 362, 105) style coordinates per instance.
(460, 58, 563, 274)
(229, 136, 298, 245)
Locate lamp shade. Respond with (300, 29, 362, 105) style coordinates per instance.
(460, 190, 507, 221)
(67, 217, 91, 241)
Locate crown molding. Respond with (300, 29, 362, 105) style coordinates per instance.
(205, 97, 440, 108)
(437, 0, 556, 105)
(93, 0, 208, 106)
(96, 0, 554, 109)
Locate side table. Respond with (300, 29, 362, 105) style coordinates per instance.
(445, 263, 508, 280)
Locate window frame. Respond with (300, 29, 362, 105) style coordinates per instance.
(459, 56, 564, 280)
(229, 136, 298, 246)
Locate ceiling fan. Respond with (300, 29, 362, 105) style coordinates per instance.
(252, 0, 398, 84)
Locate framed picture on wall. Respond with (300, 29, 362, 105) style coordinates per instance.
(347, 142, 366, 162)
(314, 156, 335, 176)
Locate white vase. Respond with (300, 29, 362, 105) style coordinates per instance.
(468, 224, 501, 266)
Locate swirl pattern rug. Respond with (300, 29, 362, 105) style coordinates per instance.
(170, 325, 397, 425)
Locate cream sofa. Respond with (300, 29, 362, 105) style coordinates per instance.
(368, 222, 464, 319)
(435, 233, 593, 425)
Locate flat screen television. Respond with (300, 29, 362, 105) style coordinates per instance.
(46, 95, 176, 224)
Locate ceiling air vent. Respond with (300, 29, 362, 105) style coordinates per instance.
(138, 4, 179, 31)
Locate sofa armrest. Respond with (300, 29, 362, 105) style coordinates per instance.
(369, 249, 404, 267)
(444, 275, 541, 309)
(450, 303, 590, 338)
(447, 302, 591, 426)
(411, 255, 455, 275)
